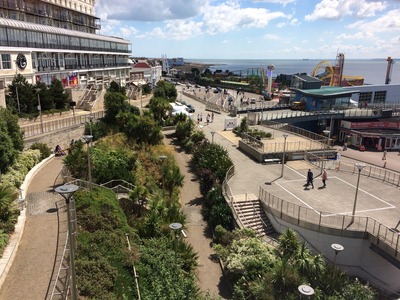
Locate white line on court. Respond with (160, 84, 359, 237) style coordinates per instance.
(333, 176, 395, 208)
(277, 174, 395, 217)
(275, 181, 320, 214)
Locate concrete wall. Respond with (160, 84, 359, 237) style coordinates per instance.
(23, 123, 86, 151)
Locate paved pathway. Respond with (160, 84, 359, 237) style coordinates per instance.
(0, 157, 66, 300)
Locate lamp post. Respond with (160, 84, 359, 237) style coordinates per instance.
(35, 88, 44, 133)
(322, 130, 330, 172)
(14, 60, 21, 114)
(169, 222, 182, 279)
(82, 135, 93, 189)
(159, 155, 167, 194)
(331, 243, 344, 286)
(55, 184, 80, 300)
(211, 131, 216, 143)
(88, 113, 94, 147)
(298, 284, 314, 298)
(352, 163, 365, 223)
(281, 134, 288, 178)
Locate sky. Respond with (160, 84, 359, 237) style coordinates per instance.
(94, 0, 400, 60)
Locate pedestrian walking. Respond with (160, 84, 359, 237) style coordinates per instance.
(306, 169, 314, 189)
(382, 150, 387, 160)
(322, 169, 328, 188)
(211, 112, 214, 122)
(206, 114, 210, 125)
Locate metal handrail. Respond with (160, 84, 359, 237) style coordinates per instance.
(259, 188, 400, 260)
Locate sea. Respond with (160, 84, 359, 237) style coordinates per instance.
(186, 58, 400, 85)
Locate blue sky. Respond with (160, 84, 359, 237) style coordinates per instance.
(95, 0, 400, 59)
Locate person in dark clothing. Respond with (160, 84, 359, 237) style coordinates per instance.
(306, 169, 314, 189)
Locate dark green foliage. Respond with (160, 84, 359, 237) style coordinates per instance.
(153, 80, 177, 100)
(192, 142, 233, 186)
(30, 142, 51, 160)
(118, 113, 163, 146)
(49, 79, 70, 110)
(0, 185, 19, 234)
(84, 119, 110, 141)
(63, 140, 89, 180)
(108, 81, 126, 94)
(35, 82, 54, 111)
(103, 91, 130, 125)
(75, 188, 136, 299)
(0, 108, 24, 173)
(91, 148, 136, 184)
(136, 237, 199, 300)
(175, 118, 194, 141)
(6, 74, 35, 114)
(148, 97, 171, 124)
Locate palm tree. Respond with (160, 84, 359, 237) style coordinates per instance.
(277, 228, 301, 259)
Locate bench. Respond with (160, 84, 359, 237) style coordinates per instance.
(263, 158, 281, 164)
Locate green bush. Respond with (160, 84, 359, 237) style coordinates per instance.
(30, 142, 51, 160)
(1, 149, 41, 188)
(0, 230, 9, 253)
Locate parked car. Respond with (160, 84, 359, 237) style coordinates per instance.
(186, 104, 195, 113)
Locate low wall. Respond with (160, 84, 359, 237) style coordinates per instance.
(0, 155, 55, 289)
(24, 123, 86, 151)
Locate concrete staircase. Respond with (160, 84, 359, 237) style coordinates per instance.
(232, 198, 276, 238)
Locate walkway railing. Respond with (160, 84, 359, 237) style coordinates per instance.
(259, 188, 400, 260)
(21, 110, 104, 138)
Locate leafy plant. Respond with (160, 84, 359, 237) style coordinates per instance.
(30, 142, 51, 160)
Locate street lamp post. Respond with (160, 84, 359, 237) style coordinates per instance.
(88, 113, 94, 147)
(82, 135, 93, 189)
(211, 131, 216, 143)
(281, 134, 288, 177)
(322, 130, 330, 173)
(159, 155, 167, 194)
(352, 163, 365, 223)
(169, 222, 182, 279)
(298, 284, 314, 298)
(331, 243, 344, 286)
(55, 184, 80, 300)
(36, 88, 44, 133)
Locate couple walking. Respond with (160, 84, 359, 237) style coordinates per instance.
(306, 169, 328, 189)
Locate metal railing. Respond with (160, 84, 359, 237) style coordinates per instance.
(259, 188, 400, 260)
(21, 110, 104, 138)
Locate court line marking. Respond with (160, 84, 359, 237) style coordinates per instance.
(275, 174, 395, 217)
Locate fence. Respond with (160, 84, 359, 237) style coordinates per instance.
(21, 110, 105, 138)
(259, 188, 400, 260)
(334, 161, 400, 187)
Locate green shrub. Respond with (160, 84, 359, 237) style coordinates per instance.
(0, 230, 9, 254)
(30, 142, 51, 160)
(1, 149, 41, 188)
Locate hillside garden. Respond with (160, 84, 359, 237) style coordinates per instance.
(0, 79, 379, 299)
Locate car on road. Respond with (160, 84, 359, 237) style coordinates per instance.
(186, 104, 195, 113)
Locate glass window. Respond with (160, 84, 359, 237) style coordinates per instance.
(359, 92, 372, 103)
(1, 54, 11, 69)
(374, 91, 387, 104)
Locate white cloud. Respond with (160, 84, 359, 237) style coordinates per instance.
(95, 0, 205, 22)
(252, 0, 296, 5)
(305, 0, 387, 21)
(264, 33, 281, 40)
(347, 9, 400, 34)
(123, 1, 289, 40)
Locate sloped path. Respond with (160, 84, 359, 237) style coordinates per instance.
(163, 133, 232, 299)
(0, 157, 66, 300)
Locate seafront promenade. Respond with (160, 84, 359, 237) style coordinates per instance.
(1, 90, 400, 298)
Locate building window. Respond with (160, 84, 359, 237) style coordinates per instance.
(359, 92, 372, 103)
(374, 91, 387, 104)
(1, 54, 11, 69)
